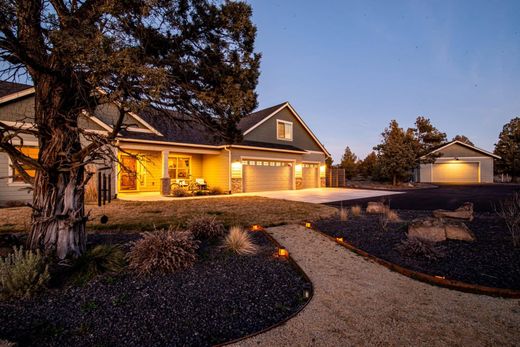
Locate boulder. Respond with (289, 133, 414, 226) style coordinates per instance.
(408, 218, 447, 242)
(433, 202, 474, 221)
(366, 201, 387, 214)
(408, 217, 475, 243)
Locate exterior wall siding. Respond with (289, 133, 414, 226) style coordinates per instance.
(437, 143, 488, 158)
(243, 108, 323, 152)
(0, 152, 33, 205)
(202, 151, 230, 192)
(419, 157, 494, 183)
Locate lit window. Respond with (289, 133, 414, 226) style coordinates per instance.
(11, 147, 38, 182)
(168, 156, 190, 179)
(277, 120, 293, 141)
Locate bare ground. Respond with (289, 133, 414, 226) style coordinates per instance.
(233, 225, 520, 346)
(0, 197, 337, 233)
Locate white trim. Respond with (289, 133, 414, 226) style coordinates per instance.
(276, 119, 293, 141)
(0, 120, 36, 130)
(81, 111, 113, 132)
(6, 147, 38, 186)
(240, 155, 296, 163)
(242, 102, 330, 156)
(126, 127, 154, 133)
(228, 144, 305, 154)
(422, 140, 501, 159)
(305, 150, 327, 154)
(117, 138, 221, 149)
(126, 111, 163, 136)
(0, 87, 35, 105)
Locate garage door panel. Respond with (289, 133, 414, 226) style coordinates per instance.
(243, 162, 292, 192)
(302, 166, 319, 188)
(432, 162, 479, 183)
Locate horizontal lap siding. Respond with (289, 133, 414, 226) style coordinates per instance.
(202, 152, 229, 192)
(0, 152, 33, 205)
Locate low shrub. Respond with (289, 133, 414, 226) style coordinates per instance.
(222, 226, 258, 255)
(127, 226, 199, 276)
(351, 205, 362, 217)
(186, 215, 225, 240)
(495, 192, 520, 247)
(172, 187, 192, 197)
(395, 238, 445, 261)
(0, 246, 50, 299)
(385, 209, 400, 222)
(71, 245, 126, 285)
(209, 186, 224, 195)
(378, 214, 389, 232)
(339, 207, 349, 221)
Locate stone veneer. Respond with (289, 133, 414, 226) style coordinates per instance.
(160, 177, 171, 196)
(231, 178, 243, 193)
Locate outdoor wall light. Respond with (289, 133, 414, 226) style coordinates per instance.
(336, 237, 344, 242)
(278, 247, 289, 258)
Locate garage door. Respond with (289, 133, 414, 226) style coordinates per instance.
(242, 160, 292, 192)
(302, 163, 319, 188)
(432, 162, 479, 183)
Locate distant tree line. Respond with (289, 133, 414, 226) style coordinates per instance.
(329, 116, 520, 185)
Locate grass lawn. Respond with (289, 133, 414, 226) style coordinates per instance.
(0, 196, 337, 233)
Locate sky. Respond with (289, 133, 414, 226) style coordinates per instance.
(246, 0, 520, 163)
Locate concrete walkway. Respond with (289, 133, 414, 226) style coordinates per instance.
(233, 225, 520, 346)
(118, 188, 401, 204)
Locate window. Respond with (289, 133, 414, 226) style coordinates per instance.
(277, 120, 293, 141)
(168, 156, 191, 179)
(9, 147, 38, 184)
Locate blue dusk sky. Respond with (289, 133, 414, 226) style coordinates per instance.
(247, 0, 520, 163)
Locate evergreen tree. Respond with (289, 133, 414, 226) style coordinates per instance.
(494, 117, 520, 182)
(0, 0, 260, 259)
(411, 116, 447, 163)
(325, 156, 333, 167)
(374, 120, 416, 185)
(358, 151, 378, 178)
(340, 146, 358, 179)
(453, 135, 475, 146)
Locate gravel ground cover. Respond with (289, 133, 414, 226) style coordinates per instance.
(315, 210, 520, 289)
(0, 232, 310, 346)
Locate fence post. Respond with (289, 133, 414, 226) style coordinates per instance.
(97, 172, 102, 207)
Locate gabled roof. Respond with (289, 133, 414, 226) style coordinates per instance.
(0, 81, 34, 102)
(238, 102, 331, 156)
(423, 140, 501, 159)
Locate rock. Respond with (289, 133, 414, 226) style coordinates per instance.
(433, 202, 474, 221)
(0, 339, 16, 347)
(408, 218, 447, 242)
(366, 202, 387, 214)
(408, 217, 475, 243)
(445, 222, 476, 242)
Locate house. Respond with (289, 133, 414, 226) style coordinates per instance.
(0, 81, 330, 205)
(416, 140, 500, 183)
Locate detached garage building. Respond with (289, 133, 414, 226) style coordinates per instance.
(417, 141, 500, 184)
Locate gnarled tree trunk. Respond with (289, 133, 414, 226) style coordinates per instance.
(26, 78, 87, 259)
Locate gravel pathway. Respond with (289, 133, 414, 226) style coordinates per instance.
(233, 225, 520, 346)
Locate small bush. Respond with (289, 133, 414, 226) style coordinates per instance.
(385, 209, 400, 222)
(209, 186, 224, 195)
(396, 238, 445, 261)
(495, 192, 520, 247)
(222, 226, 258, 255)
(378, 214, 389, 232)
(127, 226, 199, 276)
(0, 246, 50, 299)
(172, 187, 192, 197)
(186, 215, 225, 240)
(351, 205, 362, 217)
(339, 207, 349, 221)
(71, 245, 126, 285)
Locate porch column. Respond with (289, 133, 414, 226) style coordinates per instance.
(160, 150, 171, 196)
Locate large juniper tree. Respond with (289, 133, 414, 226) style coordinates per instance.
(0, 0, 260, 259)
(494, 117, 520, 183)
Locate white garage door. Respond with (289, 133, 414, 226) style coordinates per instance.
(243, 160, 293, 192)
(302, 163, 319, 188)
(432, 162, 479, 183)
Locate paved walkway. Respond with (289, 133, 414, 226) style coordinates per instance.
(233, 225, 520, 346)
(118, 188, 401, 204)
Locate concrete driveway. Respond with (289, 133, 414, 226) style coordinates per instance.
(118, 188, 402, 204)
(243, 187, 402, 204)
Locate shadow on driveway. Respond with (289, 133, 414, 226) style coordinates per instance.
(327, 184, 520, 212)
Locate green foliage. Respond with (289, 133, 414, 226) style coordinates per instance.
(358, 151, 378, 178)
(172, 187, 192, 197)
(222, 226, 258, 255)
(494, 117, 520, 182)
(186, 215, 225, 240)
(325, 157, 334, 167)
(340, 146, 358, 179)
(127, 227, 200, 276)
(412, 116, 447, 162)
(452, 135, 475, 146)
(0, 246, 50, 299)
(71, 245, 126, 285)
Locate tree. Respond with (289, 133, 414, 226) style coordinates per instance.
(325, 156, 333, 167)
(494, 117, 520, 183)
(340, 146, 358, 179)
(0, 0, 260, 259)
(358, 151, 378, 178)
(374, 120, 416, 185)
(411, 116, 447, 163)
(452, 135, 474, 146)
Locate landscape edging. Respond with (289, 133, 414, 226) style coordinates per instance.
(215, 226, 314, 347)
(310, 224, 520, 299)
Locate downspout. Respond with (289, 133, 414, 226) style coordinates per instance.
(224, 146, 231, 194)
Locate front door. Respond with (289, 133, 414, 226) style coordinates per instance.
(120, 156, 137, 190)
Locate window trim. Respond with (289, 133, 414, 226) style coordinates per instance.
(7, 155, 36, 186)
(276, 120, 293, 141)
(168, 155, 192, 180)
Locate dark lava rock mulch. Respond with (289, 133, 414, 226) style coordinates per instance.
(0, 232, 309, 347)
(316, 210, 520, 290)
